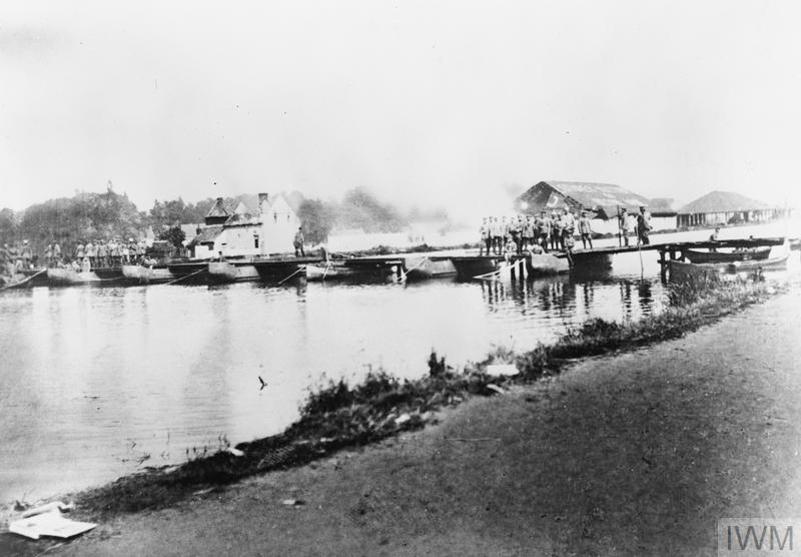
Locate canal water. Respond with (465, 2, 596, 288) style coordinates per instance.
(0, 222, 797, 504)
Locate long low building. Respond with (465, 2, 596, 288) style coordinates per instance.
(677, 190, 790, 227)
(514, 180, 673, 234)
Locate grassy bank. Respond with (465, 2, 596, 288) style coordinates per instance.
(73, 278, 782, 518)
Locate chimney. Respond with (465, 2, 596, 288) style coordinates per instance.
(258, 193, 269, 215)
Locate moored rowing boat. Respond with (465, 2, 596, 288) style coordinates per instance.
(726, 254, 789, 273)
(684, 247, 771, 264)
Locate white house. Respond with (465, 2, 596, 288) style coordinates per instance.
(191, 193, 301, 259)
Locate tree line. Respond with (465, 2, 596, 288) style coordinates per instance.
(0, 185, 446, 254)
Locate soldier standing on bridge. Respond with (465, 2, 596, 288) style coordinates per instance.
(637, 206, 652, 246)
(618, 208, 629, 247)
(578, 210, 593, 249)
(294, 227, 305, 257)
(479, 218, 490, 256)
(538, 211, 550, 253)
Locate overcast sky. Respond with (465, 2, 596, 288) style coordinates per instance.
(2, 1, 800, 219)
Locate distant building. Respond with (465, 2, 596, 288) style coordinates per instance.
(190, 193, 301, 259)
(515, 180, 672, 233)
(516, 181, 650, 219)
(676, 190, 789, 227)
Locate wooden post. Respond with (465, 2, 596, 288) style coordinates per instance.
(659, 249, 667, 283)
(510, 258, 517, 280)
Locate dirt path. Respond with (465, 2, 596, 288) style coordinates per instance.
(21, 288, 801, 555)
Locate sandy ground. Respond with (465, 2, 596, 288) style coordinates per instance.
(8, 287, 801, 556)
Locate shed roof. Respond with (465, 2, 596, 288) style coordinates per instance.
(517, 181, 651, 219)
(678, 191, 772, 214)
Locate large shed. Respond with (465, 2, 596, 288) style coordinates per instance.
(677, 190, 787, 227)
(515, 181, 651, 220)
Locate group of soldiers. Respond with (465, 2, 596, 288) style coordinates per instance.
(480, 205, 653, 257)
(0, 238, 152, 275)
(0, 240, 36, 274)
(617, 206, 653, 246)
(479, 208, 595, 256)
(66, 239, 149, 269)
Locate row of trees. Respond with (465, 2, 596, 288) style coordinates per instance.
(3, 189, 145, 255)
(0, 186, 447, 254)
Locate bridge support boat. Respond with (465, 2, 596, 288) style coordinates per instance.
(525, 253, 570, 276)
(402, 256, 457, 281)
(449, 256, 499, 281)
(121, 264, 176, 284)
(208, 261, 260, 284)
(47, 267, 124, 286)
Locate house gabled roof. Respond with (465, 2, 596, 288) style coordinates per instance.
(678, 190, 772, 214)
(206, 199, 232, 219)
(223, 213, 260, 227)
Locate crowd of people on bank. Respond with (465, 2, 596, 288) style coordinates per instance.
(480, 206, 652, 256)
(0, 238, 152, 275)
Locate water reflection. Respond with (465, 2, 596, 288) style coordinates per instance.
(4, 221, 796, 503)
(480, 274, 662, 327)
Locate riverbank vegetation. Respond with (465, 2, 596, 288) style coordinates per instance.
(73, 277, 783, 517)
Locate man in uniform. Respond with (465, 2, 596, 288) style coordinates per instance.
(85, 240, 96, 268)
(561, 209, 576, 252)
(578, 210, 593, 249)
(637, 206, 652, 246)
(294, 227, 305, 257)
(537, 211, 550, 252)
(618, 208, 630, 247)
(479, 218, 490, 256)
(551, 211, 563, 251)
(97, 240, 107, 268)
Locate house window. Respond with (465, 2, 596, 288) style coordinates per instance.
(273, 212, 278, 223)
(254, 235, 259, 248)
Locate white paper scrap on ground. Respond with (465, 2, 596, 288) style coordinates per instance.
(485, 364, 518, 377)
(9, 510, 97, 540)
